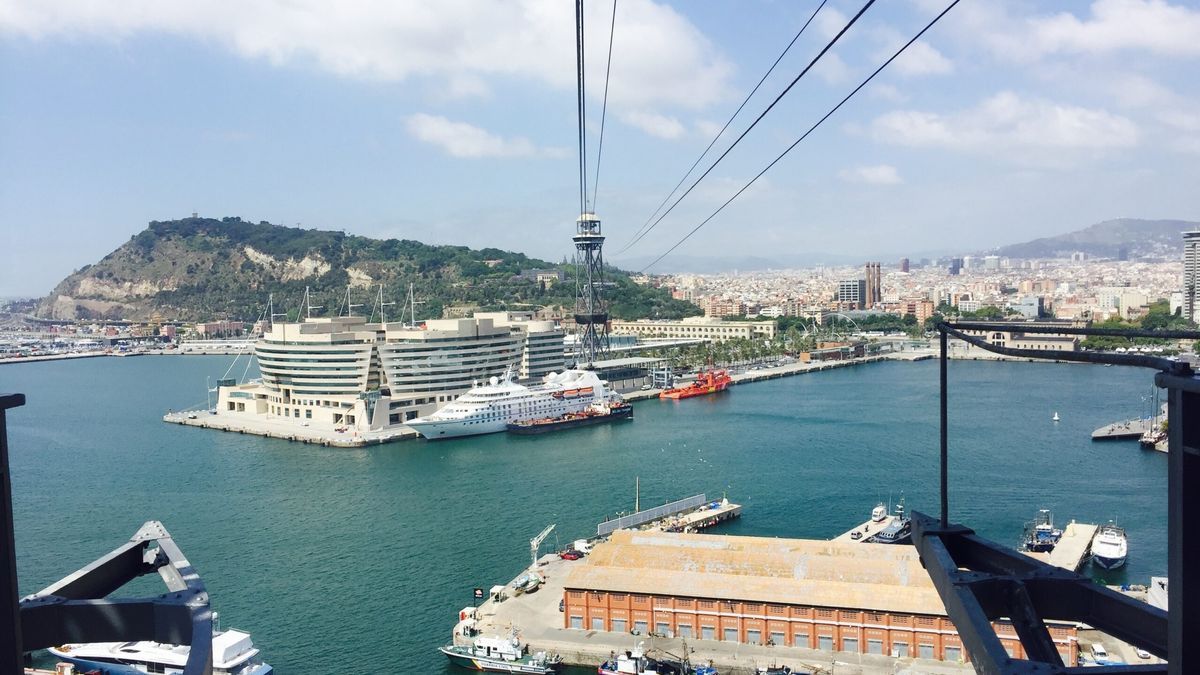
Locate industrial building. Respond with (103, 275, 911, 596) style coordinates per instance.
(560, 530, 1078, 666)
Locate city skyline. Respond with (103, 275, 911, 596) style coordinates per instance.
(3, 0, 1200, 297)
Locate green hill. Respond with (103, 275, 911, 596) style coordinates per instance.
(36, 217, 699, 322)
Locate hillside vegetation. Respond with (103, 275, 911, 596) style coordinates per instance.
(37, 217, 699, 322)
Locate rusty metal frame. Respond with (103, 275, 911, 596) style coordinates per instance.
(1, 394, 212, 674)
(915, 322, 1200, 674)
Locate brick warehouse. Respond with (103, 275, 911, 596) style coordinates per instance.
(560, 530, 1079, 666)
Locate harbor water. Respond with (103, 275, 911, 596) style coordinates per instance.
(4, 356, 1166, 673)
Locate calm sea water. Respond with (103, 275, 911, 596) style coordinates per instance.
(2, 356, 1166, 673)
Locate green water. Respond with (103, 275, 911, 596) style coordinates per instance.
(3, 356, 1166, 673)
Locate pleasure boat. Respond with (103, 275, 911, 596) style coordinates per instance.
(440, 635, 562, 674)
(1022, 509, 1064, 553)
(1091, 521, 1128, 569)
(47, 625, 271, 675)
(407, 367, 614, 439)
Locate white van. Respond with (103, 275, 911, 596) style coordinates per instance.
(1091, 643, 1108, 660)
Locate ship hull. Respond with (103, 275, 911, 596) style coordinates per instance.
(507, 406, 632, 434)
(440, 647, 560, 673)
(1092, 554, 1126, 570)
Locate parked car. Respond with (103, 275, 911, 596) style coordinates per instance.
(559, 549, 582, 560)
(1136, 648, 1151, 659)
(1091, 643, 1108, 660)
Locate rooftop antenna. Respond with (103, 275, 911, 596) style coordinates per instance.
(402, 282, 425, 327)
(343, 286, 363, 318)
(372, 284, 396, 324)
(268, 293, 287, 329)
(302, 286, 322, 320)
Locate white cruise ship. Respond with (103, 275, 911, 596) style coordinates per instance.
(406, 368, 612, 439)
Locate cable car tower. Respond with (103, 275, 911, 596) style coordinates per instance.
(573, 212, 609, 365)
(570, 0, 611, 367)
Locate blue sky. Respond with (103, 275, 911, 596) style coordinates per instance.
(2, 0, 1199, 295)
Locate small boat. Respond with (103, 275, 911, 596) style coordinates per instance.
(507, 399, 632, 434)
(441, 635, 562, 674)
(659, 369, 732, 400)
(512, 572, 542, 594)
(599, 643, 712, 675)
(1052, 412, 1060, 422)
(870, 502, 887, 522)
(47, 624, 271, 675)
(757, 666, 798, 675)
(1022, 509, 1063, 553)
(1091, 521, 1128, 569)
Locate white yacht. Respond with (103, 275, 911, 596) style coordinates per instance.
(47, 625, 271, 675)
(406, 368, 613, 439)
(1091, 521, 1129, 569)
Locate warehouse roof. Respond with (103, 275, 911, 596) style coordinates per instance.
(562, 530, 948, 617)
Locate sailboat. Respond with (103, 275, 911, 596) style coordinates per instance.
(1052, 412, 1060, 422)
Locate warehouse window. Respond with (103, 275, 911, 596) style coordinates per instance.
(677, 625, 693, 639)
(746, 629, 761, 645)
(723, 627, 739, 643)
(919, 644, 935, 659)
(867, 639, 883, 655)
(892, 642, 909, 658)
(945, 646, 962, 662)
(611, 619, 626, 633)
(701, 626, 715, 640)
(793, 632, 809, 648)
(770, 631, 785, 646)
(842, 638, 859, 653)
(818, 636, 834, 651)
(569, 615, 583, 629)
(591, 617, 605, 631)
(656, 622, 670, 636)
(634, 620, 648, 635)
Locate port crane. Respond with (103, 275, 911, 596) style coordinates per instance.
(530, 523, 556, 568)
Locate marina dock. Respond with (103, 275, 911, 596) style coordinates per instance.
(1091, 418, 1154, 440)
(1023, 521, 1098, 571)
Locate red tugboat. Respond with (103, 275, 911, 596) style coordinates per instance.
(658, 369, 732, 400)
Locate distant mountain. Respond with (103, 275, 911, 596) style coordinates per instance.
(36, 217, 698, 322)
(991, 218, 1198, 260)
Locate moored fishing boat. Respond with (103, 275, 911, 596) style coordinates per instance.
(507, 398, 632, 434)
(659, 369, 732, 400)
(440, 635, 562, 673)
(1022, 509, 1064, 553)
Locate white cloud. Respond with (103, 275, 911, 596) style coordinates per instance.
(693, 119, 724, 138)
(813, 52, 852, 85)
(404, 114, 566, 159)
(871, 92, 1140, 152)
(838, 164, 902, 185)
(620, 111, 685, 140)
(891, 41, 953, 76)
(1031, 0, 1200, 58)
(0, 0, 733, 110)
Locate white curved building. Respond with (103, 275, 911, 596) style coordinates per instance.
(214, 314, 564, 436)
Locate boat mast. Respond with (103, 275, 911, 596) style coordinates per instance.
(302, 286, 322, 321)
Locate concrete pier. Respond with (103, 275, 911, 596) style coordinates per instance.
(1091, 418, 1153, 440)
(163, 410, 417, 447)
(1023, 521, 1098, 571)
(832, 515, 899, 544)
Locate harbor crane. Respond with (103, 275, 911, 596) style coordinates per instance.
(530, 523, 556, 568)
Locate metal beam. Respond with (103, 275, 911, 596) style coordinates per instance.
(19, 521, 213, 675)
(0, 393, 26, 675)
(1157, 371, 1200, 675)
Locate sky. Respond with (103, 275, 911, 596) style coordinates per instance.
(2, 0, 1200, 295)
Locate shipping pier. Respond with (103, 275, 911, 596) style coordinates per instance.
(1023, 521, 1099, 571)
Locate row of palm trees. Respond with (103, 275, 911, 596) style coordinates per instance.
(637, 325, 855, 372)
